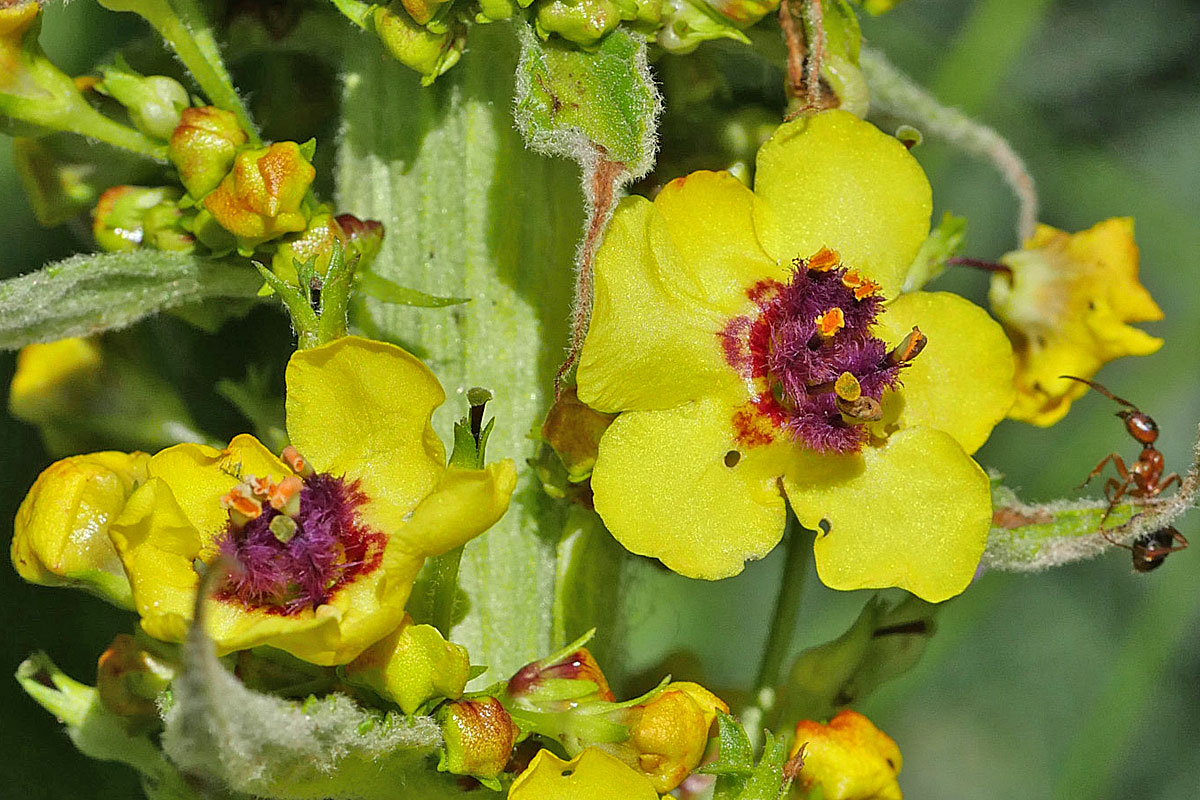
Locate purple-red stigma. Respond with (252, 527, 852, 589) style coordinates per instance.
(722, 249, 911, 454)
(213, 466, 385, 616)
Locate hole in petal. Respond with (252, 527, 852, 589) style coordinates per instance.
(724, 450, 741, 468)
(561, 769, 574, 777)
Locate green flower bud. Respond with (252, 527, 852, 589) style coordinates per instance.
(399, 0, 453, 26)
(345, 614, 470, 714)
(700, 0, 778, 25)
(142, 200, 195, 252)
(534, 0, 622, 46)
(438, 696, 519, 783)
(476, 0, 518, 21)
(335, 213, 385, 267)
(271, 212, 341, 285)
(202, 141, 316, 251)
(91, 185, 184, 252)
(96, 634, 176, 731)
(168, 106, 249, 198)
(372, 3, 464, 86)
(96, 63, 189, 141)
(656, 0, 750, 54)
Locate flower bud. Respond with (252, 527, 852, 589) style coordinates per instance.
(541, 387, 615, 483)
(614, 681, 727, 793)
(202, 141, 316, 250)
(508, 645, 615, 707)
(399, 0, 452, 25)
(700, 0, 778, 25)
(345, 614, 470, 714)
(0, 3, 40, 94)
(8, 338, 102, 425)
(168, 106, 249, 198)
(437, 696, 519, 782)
(510, 748, 659, 800)
(335, 213, 385, 268)
(96, 634, 176, 729)
(271, 211, 341, 285)
(97, 64, 189, 141)
(534, 0, 622, 46)
(657, 0, 750, 54)
(372, 3, 464, 86)
(11, 450, 149, 608)
(790, 710, 902, 800)
(91, 185, 184, 252)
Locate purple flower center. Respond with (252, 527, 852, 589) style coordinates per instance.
(213, 473, 385, 615)
(721, 253, 903, 454)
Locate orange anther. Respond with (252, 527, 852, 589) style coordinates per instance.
(814, 307, 845, 337)
(247, 475, 275, 498)
(281, 445, 313, 477)
(887, 326, 928, 366)
(807, 247, 841, 272)
(220, 486, 263, 521)
(269, 475, 303, 514)
(842, 270, 881, 300)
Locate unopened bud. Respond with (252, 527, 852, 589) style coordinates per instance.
(508, 646, 615, 706)
(96, 64, 189, 141)
(372, 3, 464, 85)
(345, 614, 470, 714)
(169, 106, 249, 198)
(613, 681, 727, 793)
(657, 0, 750, 54)
(541, 387, 616, 483)
(535, 0, 622, 46)
(437, 696, 519, 781)
(96, 634, 175, 729)
(335, 213, 385, 268)
(203, 141, 316, 251)
(790, 710, 902, 800)
(11, 450, 149, 608)
(92, 185, 184, 252)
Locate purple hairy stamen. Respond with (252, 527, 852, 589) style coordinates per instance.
(214, 473, 385, 615)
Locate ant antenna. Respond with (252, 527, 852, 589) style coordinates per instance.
(1060, 375, 1140, 412)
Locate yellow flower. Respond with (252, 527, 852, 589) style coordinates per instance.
(8, 337, 101, 424)
(509, 748, 660, 800)
(991, 218, 1163, 426)
(790, 710, 902, 800)
(104, 336, 516, 665)
(11, 450, 147, 608)
(577, 111, 1014, 603)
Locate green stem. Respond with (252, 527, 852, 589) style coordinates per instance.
(54, 106, 166, 159)
(755, 515, 810, 695)
(427, 545, 465, 638)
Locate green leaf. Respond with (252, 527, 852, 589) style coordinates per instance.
(0, 250, 264, 350)
(901, 211, 967, 292)
(712, 729, 793, 800)
(514, 23, 660, 177)
(700, 711, 756, 777)
(357, 270, 469, 308)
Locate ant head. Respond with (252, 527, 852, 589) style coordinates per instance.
(1118, 409, 1158, 445)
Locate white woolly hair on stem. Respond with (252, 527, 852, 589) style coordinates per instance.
(860, 47, 1039, 244)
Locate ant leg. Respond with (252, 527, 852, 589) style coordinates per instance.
(1101, 477, 1131, 526)
(1168, 529, 1190, 552)
(1156, 473, 1182, 494)
(1078, 454, 1118, 489)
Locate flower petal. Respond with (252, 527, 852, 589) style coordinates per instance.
(591, 397, 789, 579)
(147, 434, 291, 550)
(510, 748, 660, 800)
(653, 170, 786, 310)
(577, 195, 743, 414)
(396, 462, 518, 557)
(286, 337, 446, 531)
(108, 478, 203, 644)
(753, 110, 931, 298)
(784, 427, 990, 602)
(876, 291, 1015, 454)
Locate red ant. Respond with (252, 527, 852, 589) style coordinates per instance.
(1063, 375, 1188, 567)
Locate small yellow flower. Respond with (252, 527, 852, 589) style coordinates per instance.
(790, 710, 902, 800)
(577, 110, 1014, 602)
(11, 449, 147, 608)
(990, 218, 1163, 426)
(344, 612, 470, 714)
(509, 748, 660, 800)
(102, 336, 516, 665)
(8, 337, 101, 425)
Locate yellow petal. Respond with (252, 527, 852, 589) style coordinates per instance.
(397, 461, 518, 557)
(753, 110, 931, 299)
(652, 170, 786, 311)
(344, 613, 470, 714)
(510, 748, 660, 800)
(784, 427, 990, 602)
(876, 291, 1014, 454)
(11, 450, 147, 607)
(577, 196, 742, 414)
(147, 434, 291, 551)
(591, 397, 788, 579)
(992, 218, 1163, 426)
(286, 336, 446, 531)
(8, 337, 101, 423)
(108, 478, 203, 643)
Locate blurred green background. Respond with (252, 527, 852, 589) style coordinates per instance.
(2, 1, 1197, 798)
